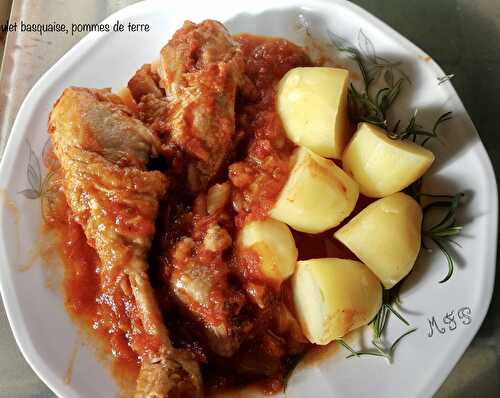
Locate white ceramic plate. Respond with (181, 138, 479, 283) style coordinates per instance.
(0, 0, 497, 397)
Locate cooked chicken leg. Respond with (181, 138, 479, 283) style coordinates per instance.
(169, 206, 246, 357)
(48, 87, 202, 398)
(156, 20, 247, 192)
(127, 20, 253, 357)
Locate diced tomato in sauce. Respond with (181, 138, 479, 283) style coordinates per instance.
(229, 34, 312, 229)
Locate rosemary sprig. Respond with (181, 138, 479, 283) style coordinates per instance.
(421, 192, 465, 283)
(389, 110, 453, 145)
(329, 30, 453, 147)
(282, 353, 304, 391)
(409, 180, 465, 283)
(348, 79, 405, 128)
(337, 283, 416, 362)
(372, 285, 406, 340)
(330, 31, 407, 128)
(338, 328, 417, 362)
(329, 30, 408, 128)
(337, 338, 361, 357)
(330, 28, 461, 283)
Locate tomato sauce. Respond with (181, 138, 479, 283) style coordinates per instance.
(42, 149, 141, 383)
(229, 34, 312, 228)
(44, 32, 373, 397)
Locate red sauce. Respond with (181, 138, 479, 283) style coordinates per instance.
(229, 35, 312, 228)
(44, 33, 377, 397)
(42, 148, 140, 384)
(47, 210, 140, 379)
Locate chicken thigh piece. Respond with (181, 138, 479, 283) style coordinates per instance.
(155, 183, 249, 358)
(169, 211, 246, 357)
(49, 87, 202, 398)
(157, 20, 247, 192)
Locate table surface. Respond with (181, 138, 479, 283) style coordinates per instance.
(0, 0, 498, 397)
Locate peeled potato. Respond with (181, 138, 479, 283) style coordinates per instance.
(292, 258, 382, 345)
(342, 123, 435, 198)
(334, 192, 422, 289)
(238, 218, 298, 284)
(270, 147, 359, 233)
(277, 67, 350, 159)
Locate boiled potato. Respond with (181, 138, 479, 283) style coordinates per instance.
(277, 67, 350, 159)
(238, 218, 298, 284)
(293, 258, 382, 345)
(270, 147, 359, 233)
(334, 192, 422, 289)
(342, 123, 435, 198)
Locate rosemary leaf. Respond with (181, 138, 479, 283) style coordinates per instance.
(372, 339, 391, 361)
(434, 239, 455, 284)
(430, 226, 463, 238)
(340, 328, 418, 361)
(339, 339, 388, 359)
(384, 304, 410, 326)
(337, 339, 360, 357)
(389, 328, 418, 357)
(345, 351, 387, 359)
(422, 192, 464, 283)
